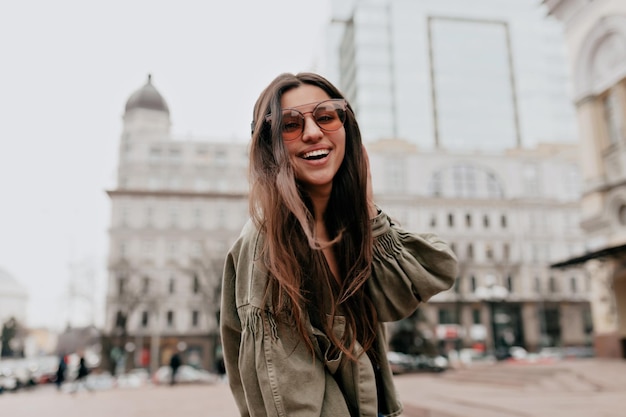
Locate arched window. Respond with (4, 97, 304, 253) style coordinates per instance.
(428, 163, 505, 199)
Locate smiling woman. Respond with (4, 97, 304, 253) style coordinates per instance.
(220, 72, 458, 416)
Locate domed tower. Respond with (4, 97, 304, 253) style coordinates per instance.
(121, 74, 171, 141)
(116, 75, 172, 189)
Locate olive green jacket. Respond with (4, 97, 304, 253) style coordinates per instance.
(220, 210, 458, 417)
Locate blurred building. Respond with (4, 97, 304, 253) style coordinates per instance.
(104, 75, 249, 372)
(369, 139, 591, 354)
(324, 0, 594, 356)
(24, 327, 58, 357)
(0, 267, 28, 325)
(326, 0, 577, 151)
(544, 0, 626, 359)
(105, 73, 592, 365)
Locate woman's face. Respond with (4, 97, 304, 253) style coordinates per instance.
(279, 84, 346, 196)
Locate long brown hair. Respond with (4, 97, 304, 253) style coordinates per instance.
(249, 72, 378, 361)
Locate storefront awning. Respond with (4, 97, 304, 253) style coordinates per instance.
(550, 242, 626, 269)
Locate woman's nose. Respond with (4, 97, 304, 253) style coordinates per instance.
(301, 115, 323, 142)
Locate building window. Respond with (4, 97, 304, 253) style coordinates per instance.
(506, 275, 513, 293)
(483, 214, 490, 228)
(168, 241, 178, 256)
(431, 172, 442, 196)
(145, 206, 153, 227)
(141, 311, 149, 327)
(142, 277, 150, 294)
(548, 276, 558, 293)
(168, 147, 181, 163)
(166, 311, 174, 327)
(429, 18, 517, 152)
(193, 274, 200, 294)
(472, 308, 481, 324)
(192, 310, 199, 327)
(428, 164, 504, 199)
(117, 275, 126, 296)
(149, 146, 162, 163)
(170, 206, 178, 227)
(215, 149, 227, 166)
(385, 156, 406, 193)
(194, 208, 203, 227)
(467, 243, 474, 260)
(501, 214, 507, 228)
(430, 214, 437, 228)
(466, 213, 472, 227)
(523, 164, 539, 197)
(121, 207, 130, 227)
(470, 275, 476, 292)
(618, 204, 626, 226)
(169, 277, 175, 294)
(570, 277, 577, 294)
(115, 311, 127, 329)
(448, 213, 454, 227)
(534, 277, 541, 293)
(142, 240, 154, 256)
(603, 88, 622, 145)
(485, 244, 494, 260)
(438, 308, 458, 324)
(191, 241, 202, 258)
(503, 243, 510, 261)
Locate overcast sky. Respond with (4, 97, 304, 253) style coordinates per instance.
(0, 0, 332, 330)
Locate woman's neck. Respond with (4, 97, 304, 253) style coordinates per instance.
(305, 185, 332, 222)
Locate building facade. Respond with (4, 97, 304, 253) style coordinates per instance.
(0, 267, 28, 326)
(326, 0, 577, 151)
(544, 0, 626, 359)
(0, 267, 28, 358)
(368, 139, 591, 354)
(105, 75, 592, 371)
(104, 76, 249, 371)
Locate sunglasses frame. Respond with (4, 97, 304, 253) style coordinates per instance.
(264, 98, 348, 141)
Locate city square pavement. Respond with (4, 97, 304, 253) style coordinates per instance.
(1, 358, 624, 417)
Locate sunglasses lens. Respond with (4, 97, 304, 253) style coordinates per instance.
(281, 110, 305, 140)
(314, 102, 345, 131)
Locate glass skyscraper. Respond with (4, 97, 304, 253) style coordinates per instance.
(326, 0, 578, 152)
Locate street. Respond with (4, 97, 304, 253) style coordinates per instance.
(1, 358, 624, 417)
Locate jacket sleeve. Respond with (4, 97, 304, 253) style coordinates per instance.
(367, 210, 458, 322)
(220, 245, 251, 417)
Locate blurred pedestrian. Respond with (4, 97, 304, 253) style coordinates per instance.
(54, 355, 67, 391)
(169, 352, 182, 385)
(220, 72, 458, 416)
(70, 355, 92, 393)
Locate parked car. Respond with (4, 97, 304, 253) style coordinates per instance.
(387, 352, 415, 375)
(387, 352, 448, 375)
(153, 365, 218, 385)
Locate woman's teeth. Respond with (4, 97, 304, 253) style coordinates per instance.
(302, 149, 330, 160)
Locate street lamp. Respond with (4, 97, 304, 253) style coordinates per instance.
(474, 275, 509, 359)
